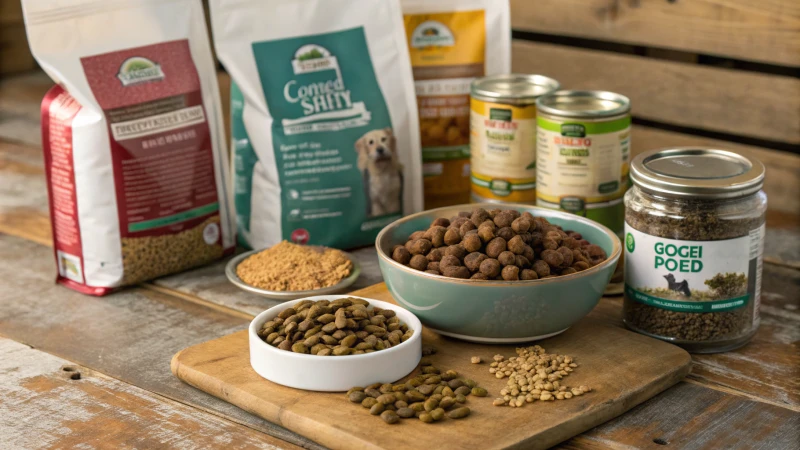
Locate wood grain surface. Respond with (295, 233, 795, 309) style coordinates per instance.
(172, 282, 692, 450)
(0, 234, 322, 450)
(509, 0, 800, 67)
(0, 338, 298, 449)
(511, 40, 800, 144)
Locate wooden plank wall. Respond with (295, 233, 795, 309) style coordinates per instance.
(2, 0, 798, 213)
(509, 0, 800, 215)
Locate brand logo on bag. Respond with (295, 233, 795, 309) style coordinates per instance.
(281, 44, 371, 135)
(117, 57, 165, 86)
(291, 228, 310, 244)
(411, 21, 455, 48)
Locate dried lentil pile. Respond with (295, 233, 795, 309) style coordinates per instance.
(488, 345, 591, 407)
(121, 216, 224, 284)
(346, 355, 485, 424)
(258, 298, 411, 355)
(238, 241, 352, 291)
(624, 201, 762, 341)
(392, 208, 607, 280)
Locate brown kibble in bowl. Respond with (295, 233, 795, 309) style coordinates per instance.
(493, 211, 515, 228)
(464, 252, 487, 272)
(431, 217, 450, 228)
(425, 226, 447, 248)
(511, 217, 531, 233)
(462, 233, 482, 253)
(520, 269, 538, 280)
(496, 227, 515, 241)
(391, 208, 607, 281)
(541, 249, 564, 268)
(497, 251, 515, 266)
(501, 265, 520, 281)
(485, 237, 507, 258)
(479, 258, 501, 278)
(444, 228, 461, 246)
(426, 248, 444, 262)
(442, 265, 470, 279)
(408, 239, 432, 255)
(445, 244, 467, 261)
(409, 255, 428, 271)
(439, 255, 461, 269)
(507, 235, 526, 255)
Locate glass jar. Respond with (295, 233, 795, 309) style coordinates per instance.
(622, 148, 767, 353)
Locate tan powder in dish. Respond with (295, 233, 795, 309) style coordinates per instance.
(236, 241, 353, 291)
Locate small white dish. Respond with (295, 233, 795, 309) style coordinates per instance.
(226, 248, 361, 301)
(249, 295, 422, 392)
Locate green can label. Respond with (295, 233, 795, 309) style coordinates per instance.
(535, 115, 631, 234)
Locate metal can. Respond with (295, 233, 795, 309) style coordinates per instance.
(470, 74, 560, 204)
(535, 90, 631, 235)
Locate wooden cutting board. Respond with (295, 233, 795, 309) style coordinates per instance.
(172, 283, 691, 450)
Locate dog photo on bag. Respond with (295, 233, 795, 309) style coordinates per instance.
(356, 128, 403, 217)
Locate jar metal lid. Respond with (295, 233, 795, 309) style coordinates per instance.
(471, 74, 560, 105)
(630, 147, 765, 199)
(536, 90, 631, 118)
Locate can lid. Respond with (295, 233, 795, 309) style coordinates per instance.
(471, 74, 560, 104)
(536, 90, 630, 118)
(630, 148, 765, 199)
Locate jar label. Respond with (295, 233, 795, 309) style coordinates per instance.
(624, 224, 764, 315)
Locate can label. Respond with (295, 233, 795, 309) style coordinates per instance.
(536, 115, 630, 233)
(470, 99, 537, 202)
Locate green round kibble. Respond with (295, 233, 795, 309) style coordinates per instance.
(454, 386, 471, 396)
(455, 394, 467, 403)
(423, 398, 439, 412)
(362, 397, 377, 408)
(369, 403, 385, 415)
(471, 387, 488, 397)
(464, 379, 477, 388)
(396, 407, 415, 418)
(349, 391, 367, 403)
(430, 408, 445, 421)
(419, 413, 434, 423)
(381, 410, 400, 424)
(447, 407, 470, 419)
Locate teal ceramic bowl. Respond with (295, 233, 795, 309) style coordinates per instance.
(376, 203, 621, 343)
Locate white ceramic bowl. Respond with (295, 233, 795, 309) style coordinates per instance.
(249, 295, 422, 392)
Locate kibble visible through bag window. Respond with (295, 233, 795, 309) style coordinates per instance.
(22, 0, 235, 295)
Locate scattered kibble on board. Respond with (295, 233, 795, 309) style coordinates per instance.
(488, 345, 591, 407)
(344, 357, 480, 424)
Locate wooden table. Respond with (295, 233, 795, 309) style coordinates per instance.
(1, 71, 798, 449)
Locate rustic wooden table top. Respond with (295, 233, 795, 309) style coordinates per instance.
(1, 71, 798, 449)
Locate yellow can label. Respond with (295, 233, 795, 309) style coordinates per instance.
(404, 10, 486, 207)
(470, 98, 537, 202)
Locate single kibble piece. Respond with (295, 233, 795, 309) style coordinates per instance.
(501, 265, 520, 281)
(479, 258, 501, 278)
(392, 246, 412, 265)
(447, 407, 471, 419)
(445, 244, 468, 260)
(485, 237, 507, 258)
(470, 356, 482, 364)
(497, 251, 516, 266)
(408, 239, 432, 255)
(444, 228, 461, 246)
(464, 252, 487, 272)
(380, 410, 400, 424)
(462, 233, 482, 253)
(409, 254, 428, 271)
